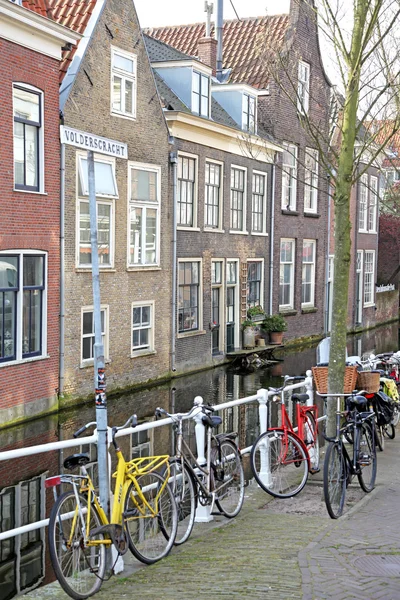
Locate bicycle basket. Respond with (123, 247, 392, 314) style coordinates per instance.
(356, 370, 380, 393)
(312, 365, 358, 395)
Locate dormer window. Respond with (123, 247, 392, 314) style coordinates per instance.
(192, 71, 209, 117)
(298, 61, 310, 115)
(242, 94, 256, 133)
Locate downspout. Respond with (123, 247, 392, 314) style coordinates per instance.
(353, 180, 359, 328)
(324, 174, 332, 334)
(170, 151, 178, 372)
(269, 160, 276, 315)
(59, 139, 65, 397)
(216, 0, 223, 81)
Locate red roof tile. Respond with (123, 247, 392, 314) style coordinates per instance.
(145, 15, 289, 89)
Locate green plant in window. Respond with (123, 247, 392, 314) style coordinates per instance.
(261, 314, 288, 332)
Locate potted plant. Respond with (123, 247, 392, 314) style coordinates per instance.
(242, 319, 256, 349)
(247, 305, 266, 322)
(261, 314, 288, 345)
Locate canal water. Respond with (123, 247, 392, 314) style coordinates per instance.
(1, 322, 399, 599)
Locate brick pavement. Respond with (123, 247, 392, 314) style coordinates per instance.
(27, 435, 400, 600)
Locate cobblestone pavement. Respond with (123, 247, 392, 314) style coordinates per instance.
(27, 435, 400, 600)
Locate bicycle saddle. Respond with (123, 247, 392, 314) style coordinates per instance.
(63, 453, 91, 470)
(291, 393, 309, 404)
(347, 395, 368, 408)
(202, 414, 222, 428)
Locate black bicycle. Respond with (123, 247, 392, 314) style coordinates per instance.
(321, 392, 377, 519)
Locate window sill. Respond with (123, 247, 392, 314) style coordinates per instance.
(363, 303, 376, 309)
(177, 329, 207, 339)
(127, 266, 161, 272)
(75, 268, 116, 273)
(358, 230, 377, 235)
(301, 306, 317, 314)
(281, 209, 299, 216)
(0, 354, 49, 368)
(251, 231, 268, 237)
(303, 212, 320, 218)
(131, 349, 157, 359)
(14, 189, 47, 196)
(279, 309, 297, 316)
(204, 228, 225, 234)
(177, 226, 201, 232)
(229, 230, 249, 235)
(111, 110, 137, 122)
(80, 358, 111, 369)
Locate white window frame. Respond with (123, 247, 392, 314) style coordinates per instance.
(301, 239, 316, 307)
(131, 300, 155, 357)
(298, 60, 310, 115)
(282, 143, 297, 211)
(13, 83, 45, 194)
(251, 170, 267, 235)
(230, 165, 247, 234)
(368, 175, 378, 232)
(0, 249, 48, 366)
(127, 161, 161, 268)
(177, 258, 203, 336)
(192, 70, 210, 117)
(76, 152, 116, 269)
(304, 148, 318, 213)
(242, 93, 256, 133)
(80, 305, 109, 367)
(177, 152, 199, 230)
(358, 173, 368, 232)
(247, 259, 264, 309)
(211, 259, 225, 353)
(111, 46, 137, 120)
(279, 238, 295, 309)
(204, 159, 224, 231)
(363, 251, 375, 307)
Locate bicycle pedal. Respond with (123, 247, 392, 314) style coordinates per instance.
(309, 468, 320, 475)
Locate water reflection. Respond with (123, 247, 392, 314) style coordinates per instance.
(0, 321, 398, 598)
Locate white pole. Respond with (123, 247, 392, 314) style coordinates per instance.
(257, 388, 272, 488)
(192, 396, 213, 522)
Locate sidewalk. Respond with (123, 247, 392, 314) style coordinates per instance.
(27, 435, 400, 600)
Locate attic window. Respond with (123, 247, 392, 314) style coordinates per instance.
(298, 61, 310, 115)
(111, 47, 137, 119)
(242, 94, 256, 133)
(192, 71, 209, 117)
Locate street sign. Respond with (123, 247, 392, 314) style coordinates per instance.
(60, 125, 128, 159)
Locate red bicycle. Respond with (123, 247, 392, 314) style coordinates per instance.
(250, 375, 320, 498)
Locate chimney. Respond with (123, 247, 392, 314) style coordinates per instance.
(197, 37, 218, 76)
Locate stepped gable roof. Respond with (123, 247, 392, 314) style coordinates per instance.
(145, 15, 289, 89)
(23, 0, 98, 82)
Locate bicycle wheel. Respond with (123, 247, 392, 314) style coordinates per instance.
(124, 471, 177, 564)
(357, 422, 377, 492)
(303, 412, 320, 471)
(166, 459, 196, 545)
(213, 439, 245, 518)
(323, 442, 346, 519)
(382, 423, 396, 439)
(375, 422, 384, 451)
(250, 430, 308, 498)
(48, 491, 105, 600)
(391, 406, 399, 427)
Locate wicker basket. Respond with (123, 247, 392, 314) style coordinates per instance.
(356, 370, 380, 393)
(312, 365, 359, 395)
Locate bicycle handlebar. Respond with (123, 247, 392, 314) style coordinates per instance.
(73, 422, 97, 438)
(155, 403, 211, 422)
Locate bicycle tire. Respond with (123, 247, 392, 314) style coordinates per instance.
(375, 423, 384, 451)
(357, 422, 377, 492)
(250, 430, 308, 498)
(124, 471, 177, 564)
(166, 459, 196, 545)
(391, 406, 399, 427)
(323, 441, 346, 519)
(213, 439, 245, 518)
(48, 491, 105, 600)
(382, 423, 396, 439)
(303, 412, 320, 471)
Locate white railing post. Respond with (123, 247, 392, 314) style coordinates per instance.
(305, 369, 314, 407)
(192, 396, 213, 523)
(256, 388, 272, 488)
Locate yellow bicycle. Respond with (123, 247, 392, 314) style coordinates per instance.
(46, 415, 178, 599)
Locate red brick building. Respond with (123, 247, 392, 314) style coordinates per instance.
(0, 0, 78, 427)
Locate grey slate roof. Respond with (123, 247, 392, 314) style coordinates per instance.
(143, 33, 193, 63)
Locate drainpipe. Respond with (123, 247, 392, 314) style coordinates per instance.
(324, 174, 332, 334)
(216, 0, 223, 81)
(170, 151, 178, 372)
(269, 160, 276, 315)
(59, 141, 65, 397)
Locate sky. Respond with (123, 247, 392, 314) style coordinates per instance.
(135, 0, 290, 28)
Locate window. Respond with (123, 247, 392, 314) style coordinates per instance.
(77, 155, 117, 268)
(132, 302, 154, 354)
(0, 253, 45, 364)
(247, 261, 263, 308)
(205, 162, 222, 229)
(242, 94, 256, 133)
(368, 176, 378, 232)
(230, 167, 246, 231)
(358, 174, 368, 231)
(192, 71, 209, 117)
(178, 155, 197, 227)
(304, 148, 318, 213)
(282, 144, 297, 210)
(302, 240, 316, 306)
(81, 307, 108, 365)
(211, 261, 223, 354)
(279, 239, 295, 308)
(111, 47, 136, 118)
(252, 172, 267, 233)
(298, 60, 310, 114)
(364, 251, 375, 306)
(178, 261, 201, 333)
(131, 429, 151, 460)
(13, 85, 42, 191)
(129, 163, 160, 266)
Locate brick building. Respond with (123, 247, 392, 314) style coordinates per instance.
(145, 0, 332, 342)
(144, 34, 281, 373)
(0, 0, 77, 427)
